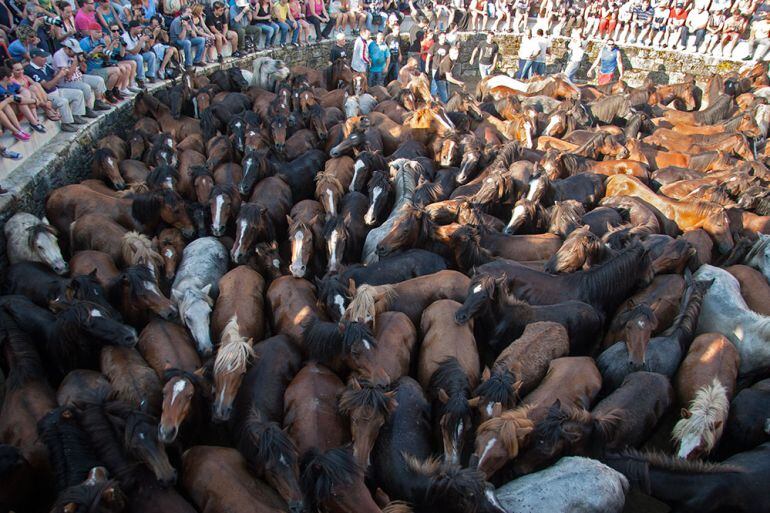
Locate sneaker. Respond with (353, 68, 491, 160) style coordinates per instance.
(93, 100, 112, 111)
(1, 149, 21, 159)
(232, 50, 243, 57)
(84, 108, 99, 118)
(128, 86, 143, 94)
(13, 131, 31, 141)
(217, 55, 224, 63)
(60, 123, 79, 132)
(30, 123, 46, 133)
(112, 89, 125, 100)
(146, 76, 156, 84)
(73, 115, 89, 124)
(194, 62, 205, 67)
(105, 90, 117, 103)
(120, 89, 134, 98)
(136, 80, 146, 89)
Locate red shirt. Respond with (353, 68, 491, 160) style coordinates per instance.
(74, 9, 97, 33)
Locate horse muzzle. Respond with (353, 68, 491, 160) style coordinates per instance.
(157, 424, 178, 445)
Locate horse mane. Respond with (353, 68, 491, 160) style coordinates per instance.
(382, 501, 415, 513)
(131, 192, 163, 226)
(237, 411, 298, 475)
(476, 406, 535, 457)
(26, 218, 59, 249)
(121, 232, 163, 270)
(190, 165, 213, 182)
(54, 301, 102, 360)
(145, 165, 179, 190)
(534, 401, 594, 448)
(590, 95, 629, 123)
(451, 225, 495, 271)
(358, 150, 387, 171)
(338, 378, 395, 416)
(200, 107, 222, 140)
(671, 378, 729, 454)
(315, 171, 346, 198)
(211, 182, 238, 201)
(50, 472, 124, 513)
(745, 234, 770, 265)
(239, 202, 276, 243)
(695, 95, 733, 125)
(557, 153, 587, 177)
(573, 133, 613, 159)
(300, 446, 361, 510)
(663, 278, 710, 351)
(614, 303, 657, 331)
(428, 358, 472, 424)
(571, 243, 648, 308)
(414, 180, 443, 207)
(473, 367, 521, 410)
(214, 317, 255, 377)
(93, 147, 116, 164)
(0, 309, 48, 389)
(77, 402, 138, 487)
(344, 284, 396, 325)
(109, 265, 159, 304)
(548, 200, 585, 237)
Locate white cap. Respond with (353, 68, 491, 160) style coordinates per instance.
(62, 38, 84, 54)
(335, 32, 346, 40)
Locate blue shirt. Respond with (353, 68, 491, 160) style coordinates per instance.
(368, 40, 388, 72)
(599, 46, 620, 74)
(7, 39, 29, 61)
(79, 36, 107, 73)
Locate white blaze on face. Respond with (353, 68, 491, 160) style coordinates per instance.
(365, 186, 382, 224)
(329, 228, 340, 269)
(291, 230, 305, 268)
(235, 220, 249, 256)
(90, 309, 103, 318)
(218, 384, 227, 410)
(362, 338, 372, 351)
(164, 248, 175, 259)
(333, 294, 346, 317)
(479, 437, 497, 466)
(272, 258, 281, 269)
(143, 280, 162, 295)
(524, 121, 534, 149)
(472, 283, 483, 294)
(351, 160, 365, 191)
(544, 114, 560, 136)
(325, 189, 336, 216)
(213, 195, 225, 231)
(526, 177, 542, 201)
(106, 156, 115, 168)
(507, 204, 526, 231)
(171, 379, 187, 405)
(485, 402, 494, 418)
(677, 433, 701, 459)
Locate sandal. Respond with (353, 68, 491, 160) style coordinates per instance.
(13, 131, 30, 141)
(46, 110, 61, 121)
(1, 148, 22, 159)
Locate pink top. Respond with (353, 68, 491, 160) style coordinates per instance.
(307, 0, 322, 16)
(74, 9, 97, 32)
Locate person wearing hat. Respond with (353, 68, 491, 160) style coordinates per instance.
(330, 31, 348, 62)
(79, 23, 130, 103)
(26, 47, 88, 131)
(53, 37, 113, 116)
(121, 20, 158, 86)
(230, 0, 261, 53)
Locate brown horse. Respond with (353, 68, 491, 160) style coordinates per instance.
(100, 345, 162, 414)
(137, 319, 200, 379)
(267, 276, 326, 347)
(69, 250, 121, 289)
(606, 175, 734, 253)
(212, 265, 266, 344)
(338, 377, 397, 469)
(726, 265, 770, 315)
(211, 316, 256, 423)
(231, 178, 293, 264)
(108, 265, 177, 327)
(154, 228, 186, 281)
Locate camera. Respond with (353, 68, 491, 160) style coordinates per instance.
(37, 14, 64, 27)
(12, 95, 21, 103)
(181, 14, 191, 21)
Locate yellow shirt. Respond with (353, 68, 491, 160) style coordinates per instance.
(273, 2, 289, 21)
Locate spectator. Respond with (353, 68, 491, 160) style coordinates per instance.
(615, 0, 635, 42)
(27, 47, 88, 130)
(629, 0, 653, 44)
(720, 10, 747, 57)
(273, 0, 299, 47)
(95, 0, 123, 31)
(419, 26, 433, 72)
(8, 25, 39, 61)
(516, 27, 538, 78)
(469, 0, 485, 31)
(330, 30, 347, 61)
(434, 45, 461, 103)
(169, 6, 206, 67)
(0, 0, 17, 40)
(532, 27, 549, 76)
(18, 5, 53, 55)
(490, 0, 510, 32)
(289, 0, 312, 44)
(469, 31, 498, 78)
(53, 37, 113, 116)
(306, 0, 334, 40)
(75, 0, 98, 32)
(191, 4, 217, 62)
(649, 0, 669, 48)
(207, 1, 240, 58)
(121, 20, 157, 84)
(512, 0, 529, 33)
(230, 0, 260, 52)
(426, 31, 448, 97)
(367, 30, 387, 85)
(746, 11, 770, 60)
(583, 0, 602, 38)
(563, 34, 585, 82)
(599, 8, 618, 39)
(384, 23, 404, 82)
(251, 0, 278, 47)
(105, 23, 140, 92)
(709, 0, 731, 13)
(351, 26, 369, 72)
(703, 8, 726, 54)
(445, 21, 459, 45)
(79, 23, 127, 102)
(0, 86, 30, 140)
(681, 4, 708, 51)
(667, 1, 688, 49)
(0, 65, 46, 133)
(588, 37, 623, 85)
(736, 0, 758, 18)
(364, 0, 384, 33)
(347, 0, 366, 34)
(10, 60, 62, 122)
(52, 1, 77, 44)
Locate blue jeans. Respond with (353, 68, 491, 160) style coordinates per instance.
(430, 74, 438, 97)
(126, 51, 158, 80)
(386, 59, 399, 83)
(435, 79, 449, 103)
(519, 59, 534, 79)
(174, 37, 206, 65)
(276, 19, 300, 44)
(256, 22, 278, 46)
(365, 11, 385, 32)
(369, 69, 384, 86)
(533, 61, 546, 76)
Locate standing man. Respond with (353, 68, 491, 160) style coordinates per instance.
(384, 23, 404, 83)
(563, 35, 585, 83)
(25, 47, 87, 132)
(434, 45, 462, 103)
(122, 20, 158, 86)
(331, 31, 348, 62)
(367, 30, 389, 85)
(53, 38, 112, 117)
(425, 31, 449, 98)
(587, 38, 623, 85)
(170, 6, 206, 68)
(532, 28, 550, 77)
(351, 27, 370, 74)
(469, 31, 498, 78)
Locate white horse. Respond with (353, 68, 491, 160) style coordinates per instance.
(361, 159, 418, 264)
(695, 264, 770, 376)
(495, 457, 629, 513)
(251, 56, 290, 92)
(743, 234, 770, 283)
(171, 237, 228, 357)
(4, 212, 67, 274)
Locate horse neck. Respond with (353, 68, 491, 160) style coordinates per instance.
(647, 465, 720, 506)
(573, 246, 644, 309)
(394, 169, 417, 206)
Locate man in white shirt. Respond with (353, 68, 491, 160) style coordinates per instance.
(122, 20, 158, 87)
(351, 28, 370, 73)
(746, 11, 770, 61)
(564, 36, 585, 83)
(681, 6, 710, 51)
(52, 38, 111, 116)
(516, 28, 540, 79)
(533, 28, 550, 77)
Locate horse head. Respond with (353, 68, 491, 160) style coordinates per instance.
(26, 218, 67, 275)
(172, 285, 214, 357)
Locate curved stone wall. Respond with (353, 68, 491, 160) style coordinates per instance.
(0, 33, 745, 269)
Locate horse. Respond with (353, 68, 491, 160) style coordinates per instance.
(171, 237, 229, 357)
(266, 276, 326, 347)
(100, 346, 162, 414)
(371, 376, 505, 513)
(108, 265, 176, 328)
(211, 265, 265, 344)
(211, 317, 256, 423)
(287, 200, 326, 279)
(137, 319, 200, 378)
(742, 234, 770, 283)
(726, 264, 770, 315)
(323, 192, 369, 273)
(4, 212, 67, 274)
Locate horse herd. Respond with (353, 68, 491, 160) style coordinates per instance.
(3, 54, 770, 513)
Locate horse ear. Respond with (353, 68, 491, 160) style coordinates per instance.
(481, 366, 491, 381)
(89, 268, 98, 278)
(350, 376, 362, 391)
(64, 503, 78, 513)
(437, 388, 450, 404)
(201, 283, 213, 298)
(468, 396, 480, 407)
(286, 214, 293, 227)
(492, 402, 503, 418)
(348, 279, 357, 296)
(680, 408, 692, 419)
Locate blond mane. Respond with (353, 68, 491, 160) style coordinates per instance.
(672, 378, 730, 457)
(214, 317, 255, 376)
(122, 231, 163, 270)
(476, 406, 535, 458)
(343, 283, 397, 327)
